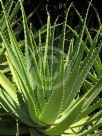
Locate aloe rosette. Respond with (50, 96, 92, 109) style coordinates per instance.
(0, 0, 102, 135)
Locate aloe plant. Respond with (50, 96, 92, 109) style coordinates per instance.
(0, 0, 36, 135)
(0, 0, 102, 135)
(0, 0, 36, 74)
(0, 0, 21, 73)
(0, 1, 21, 135)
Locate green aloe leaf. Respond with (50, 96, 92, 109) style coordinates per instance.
(44, 98, 84, 135)
(0, 71, 18, 103)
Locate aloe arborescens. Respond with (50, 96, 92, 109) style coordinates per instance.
(0, 0, 102, 135)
